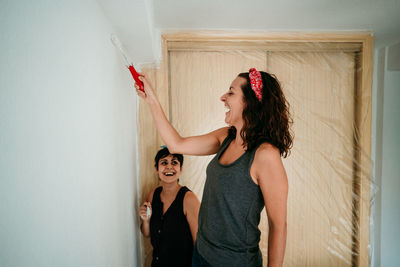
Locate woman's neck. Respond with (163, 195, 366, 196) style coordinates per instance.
(233, 126, 246, 149)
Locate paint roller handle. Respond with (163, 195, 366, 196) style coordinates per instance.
(128, 65, 144, 92)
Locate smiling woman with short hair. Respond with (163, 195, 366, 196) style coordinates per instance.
(139, 147, 200, 267)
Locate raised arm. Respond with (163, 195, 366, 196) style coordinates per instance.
(135, 74, 228, 155)
(252, 144, 288, 267)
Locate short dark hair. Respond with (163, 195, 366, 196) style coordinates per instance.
(154, 147, 184, 170)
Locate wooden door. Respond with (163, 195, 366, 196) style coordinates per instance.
(139, 34, 372, 267)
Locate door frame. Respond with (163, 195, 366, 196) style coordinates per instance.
(149, 31, 373, 266)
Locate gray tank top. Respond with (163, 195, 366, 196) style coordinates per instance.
(197, 136, 265, 267)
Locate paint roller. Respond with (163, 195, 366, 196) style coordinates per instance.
(110, 34, 144, 91)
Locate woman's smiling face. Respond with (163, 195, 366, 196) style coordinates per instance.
(220, 76, 246, 128)
(156, 154, 182, 184)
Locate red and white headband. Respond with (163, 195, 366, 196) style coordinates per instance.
(249, 68, 263, 102)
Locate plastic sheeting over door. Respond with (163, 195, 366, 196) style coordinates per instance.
(139, 36, 373, 267)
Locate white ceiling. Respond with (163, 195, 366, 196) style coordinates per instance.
(98, 0, 400, 64)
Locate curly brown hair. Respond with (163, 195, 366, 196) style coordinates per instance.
(228, 71, 293, 157)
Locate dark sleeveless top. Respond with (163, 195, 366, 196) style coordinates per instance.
(150, 186, 193, 267)
(197, 136, 265, 267)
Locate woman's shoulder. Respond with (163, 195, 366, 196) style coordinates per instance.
(183, 189, 199, 201)
(252, 143, 286, 184)
(183, 189, 200, 209)
(258, 142, 279, 151)
(254, 142, 281, 163)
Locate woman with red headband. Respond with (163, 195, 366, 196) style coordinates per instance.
(135, 68, 293, 267)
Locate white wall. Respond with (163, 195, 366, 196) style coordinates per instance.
(372, 42, 400, 267)
(97, 0, 158, 65)
(0, 1, 142, 266)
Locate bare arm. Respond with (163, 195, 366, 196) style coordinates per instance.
(183, 191, 200, 244)
(135, 74, 228, 155)
(253, 144, 288, 267)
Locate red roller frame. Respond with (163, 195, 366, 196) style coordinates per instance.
(128, 65, 144, 92)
